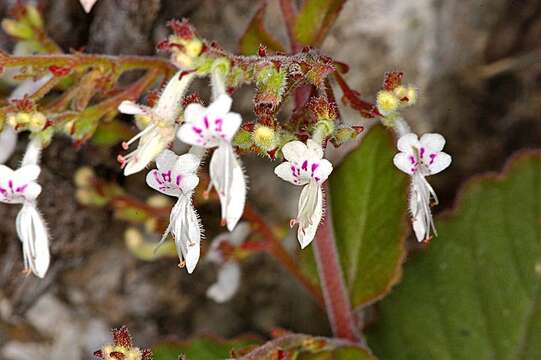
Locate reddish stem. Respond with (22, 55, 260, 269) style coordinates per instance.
(313, 182, 361, 342)
(244, 206, 325, 307)
(279, 0, 301, 52)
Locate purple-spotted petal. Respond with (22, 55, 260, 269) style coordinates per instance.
(146, 169, 182, 197)
(428, 151, 451, 175)
(393, 153, 415, 175)
(313, 159, 333, 184)
(274, 162, 309, 186)
(420, 133, 445, 152)
(220, 112, 242, 142)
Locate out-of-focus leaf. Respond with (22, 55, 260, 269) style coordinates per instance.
(153, 336, 260, 360)
(329, 125, 408, 308)
(294, 0, 347, 46)
(240, 334, 374, 359)
(91, 119, 135, 146)
(367, 151, 541, 359)
(239, 2, 285, 55)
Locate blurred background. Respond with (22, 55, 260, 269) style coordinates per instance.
(0, 0, 540, 358)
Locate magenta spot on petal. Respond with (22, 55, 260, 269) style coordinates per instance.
(16, 184, 28, 193)
(314, 177, 320, 182)
(301, 160, 308, 171)
(8, 180, 13, 191)
(291, 165, 298, 178)
(215, 118, 223, 133)
(0, 187, 6, 195)
(429, 153, 437, 164)
(420, 147, 425, 159)
(153, 171, 163, 185)
(311, 163, 319, 172)
(409, 155, 415, 164)
(176, 175, 182, 186)
(411, 167, 416, 173)
(204, 116, 209, 129)
(162, 170, 172, 182)
(192, 126, 203, 136)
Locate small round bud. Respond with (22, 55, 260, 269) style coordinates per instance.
(74, 167, 95, 187)
(376, 90, 400, 116)
(146, 194, 171, 208)
(28, 112, 47, 132)
(314, 118, 335, 138)
(252, 124, 277, 151)
(393, 86, 408, 100)
(75, 188, 94, 205)
(232, 129, 253, 149)
(406, 86, 418, 105)
(15, 112, 31, 125)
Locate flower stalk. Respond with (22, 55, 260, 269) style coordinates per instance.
(313, 182, 361, 343)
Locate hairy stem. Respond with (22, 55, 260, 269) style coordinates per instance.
(244, 206, 325, 307)
(313, 182, 361, 342)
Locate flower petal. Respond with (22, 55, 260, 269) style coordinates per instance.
(275, 162, 301, 185)
(155, 149, 178, 172)
(306, 139, 324, 160)
(146, 169, 182, 197)
(428, 151, 451, 175)
(420, 133, 445, 152)
(124, 130, 170, 176)
(171, 196, 201, 273)
(281, 141, 307, 163)
(313, 159, 333, 184)
(393, 153, 415, 175)
(397, 133, 420, 153)
(154, 71, 194, 122)
(208, 94, 232, 117)
(210, 145, 246, 231)
(179, 174, 199, 194)
(296, 182, 323, 249)
(206, 261, 241, 303)
(220, 112, 242, 142)
(16, 203, 49, 278)
(118, 101, 145, 115)
(15, 164, 41, 182)
(175, 153, 201, 175)
(0, 126, 17, 164)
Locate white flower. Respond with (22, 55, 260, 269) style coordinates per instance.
(80, 0, 98, 13)
(146, 149, 202, 273)
(0, 161, 49, 277)
(0, 126, 17, 164)
(177, 94, 246, 231)
(206, 222, 251, 303)
(274, 140, 333, 249)
(393, 133, 452, 242)
(118, 71, 195, 176)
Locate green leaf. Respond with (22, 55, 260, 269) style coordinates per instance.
(153, 336, 259, 360)
(91, 119, 135, 147)
(330, 125, 409, 308)
(239, 3, 285, 55)
(294, 0, 346, 46)
(367, 151, 541, 359)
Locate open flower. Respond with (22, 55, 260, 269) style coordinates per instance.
(177, 94, 246, 231)
(205, 222, 251, 303)
(146, 149, 202, 273)
(393, 133, 451, 242)
(274, 140, 333, 249)
(0, 161, 49, 277)
(118, 71, 195, 176)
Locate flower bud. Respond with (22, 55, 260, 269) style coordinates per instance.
(1, 19, 33, 40)
(233, 128, 253, 149)
(376, 90, 400, 116)
(252, 124, 278, 151)
(74, 167, 95, 187)
(28, 112, 47, 132)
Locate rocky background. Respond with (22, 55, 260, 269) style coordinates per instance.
(0, 0, 540, 359)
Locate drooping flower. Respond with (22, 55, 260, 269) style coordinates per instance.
(393, 133, 452, 242)
(146, 149, 202, 273)
(274, 139, 333, 249)
(177, 94, 246, 231)
(118, 71, 195, 176)
(0, 151, 49, 277)
(205, 222, 251, 303)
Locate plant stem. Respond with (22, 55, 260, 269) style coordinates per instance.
(244, 205, 325, 307)
(279, 0, 300, 52)
(313, 182, 361, 342)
